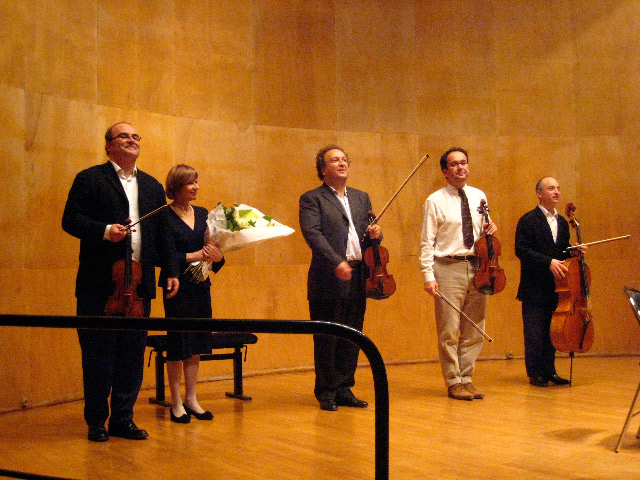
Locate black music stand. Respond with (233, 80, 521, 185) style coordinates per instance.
(615, 286, 640, 452)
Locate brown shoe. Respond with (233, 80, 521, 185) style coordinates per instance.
(463, 382, 484, 399)
(447, 383, 474, 401)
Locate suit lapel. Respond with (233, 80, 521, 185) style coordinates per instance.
(320, 183, 348, 220)
(101, 162, 128, 203)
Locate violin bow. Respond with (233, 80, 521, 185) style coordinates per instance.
(125, 204, 169, 230)
(436, 290, 494, 342)
(371, 152, 430, 225)
(564, 234, 630, 253)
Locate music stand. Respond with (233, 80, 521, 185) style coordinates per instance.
(615, 286, 640, 452)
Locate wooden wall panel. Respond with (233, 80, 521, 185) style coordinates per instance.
(98, 0, 176, 115)
(336, 0, 416, 133)
(26, 0, 97, 103)
(2, 0, 640, 411)
(174, 0, 254, 123)
(254, 0, 337, 130)
(415, 0, 497, 136)
(0, 2, 26, 88)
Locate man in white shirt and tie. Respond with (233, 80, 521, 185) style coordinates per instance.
(419, 147, 497, 400)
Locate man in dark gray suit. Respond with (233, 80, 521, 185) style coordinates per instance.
(62, 122, 179, 441)
(515, 176, 585, 387)
(299, 145, 381, 411)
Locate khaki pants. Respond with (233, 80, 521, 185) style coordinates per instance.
(433, 257, 487, 387)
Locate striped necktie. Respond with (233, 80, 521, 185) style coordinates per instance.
(459, 188, 474, 249)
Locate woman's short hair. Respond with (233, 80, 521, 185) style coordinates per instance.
(165, 164, 198, 200)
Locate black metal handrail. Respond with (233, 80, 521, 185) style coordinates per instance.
(0, 314, 389, 480)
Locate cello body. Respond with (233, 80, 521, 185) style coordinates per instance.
(550, 257, 594, 353)
(550, 203, 594, 353)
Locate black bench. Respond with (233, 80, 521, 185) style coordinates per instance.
(146, 332, 258, 406)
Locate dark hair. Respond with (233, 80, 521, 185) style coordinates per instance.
(439, 147, 469, 170)
(165, 164, 198, 200)
(535, 177, 547, 192)
(104, 122, 132, 155)
(315, 144, 348, 181)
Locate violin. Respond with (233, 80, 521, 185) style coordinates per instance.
(104, 224, 144, 317)
(363, 211, 396, 300)
(473, 200, 506, 295)
(550, 203, 594, 353)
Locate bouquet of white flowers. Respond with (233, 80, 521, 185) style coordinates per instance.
(184, 203, 295, 282)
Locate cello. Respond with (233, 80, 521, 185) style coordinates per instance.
(364, 211, 396, 300)
(550, 203, 594, 354)
(474, 200, 506, 295)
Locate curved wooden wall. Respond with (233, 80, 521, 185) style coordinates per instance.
(1, 0, 639, 412)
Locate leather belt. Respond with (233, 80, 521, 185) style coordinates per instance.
(444, 255, 477, 261)
(347, 259, 361, 267)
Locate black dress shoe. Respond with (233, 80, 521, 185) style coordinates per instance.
(183, 404, 213, 421)
(549, 374, 570, 385)
(88, 424, 109, 442)
(336, 396, 368, 408)
(108, 421, 149, 440)
(319, 400, 338, 411)
(170, 406, 191, 424)
(529, 375, 549, 387)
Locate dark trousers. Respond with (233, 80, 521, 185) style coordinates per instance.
(522, 301, 558, 379)
(77, 295, 151, 427)
(309, 267, 366, 402)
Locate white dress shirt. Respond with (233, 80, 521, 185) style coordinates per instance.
(538, 204, 558, 242)
(104, 160, 142, 263)
(328, 185, 363, 262)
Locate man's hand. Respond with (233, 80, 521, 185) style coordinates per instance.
(165, 277, 179, 298)
(549, 259, 569, 280)
(424, 280, 438, 297)
(483, 221, 497, 236)
(367, 224, 382, 240)
(335, 261, 353, 281)
(108, 224, 129, 242)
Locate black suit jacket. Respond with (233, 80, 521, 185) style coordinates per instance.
(515, 206, 571, 305)
(299, 183, 374, 302)
(62, 162, 178, 300)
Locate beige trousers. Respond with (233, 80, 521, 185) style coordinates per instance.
(433, 257, 487, 387)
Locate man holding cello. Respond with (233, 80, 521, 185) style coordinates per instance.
(62, 122, 179, 441)
(419, 147, 497, 401)
(515, 177, 586, 387)
(299, 145, 382, 411)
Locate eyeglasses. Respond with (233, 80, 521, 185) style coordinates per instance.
(447, 160, 468, 169)
(328, 156, 350, 165)
(112, 133, 141, 142)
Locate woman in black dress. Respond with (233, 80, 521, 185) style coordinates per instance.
(161, 164, 224, 423)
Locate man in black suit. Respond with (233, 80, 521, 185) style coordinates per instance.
(299, 145, 381, 411)
(62, 122, 180, 441)
(515, 176, 585, 387)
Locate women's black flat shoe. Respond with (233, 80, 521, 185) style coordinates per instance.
(183, 404, 214, 420)
(170, 406, 191, 424)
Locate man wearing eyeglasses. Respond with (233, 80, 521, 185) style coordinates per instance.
(62, 122, 179, 441)
(299, 145, 382, 411)
(419, 147, 497, 401)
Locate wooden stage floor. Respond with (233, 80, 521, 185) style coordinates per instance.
(1, 356, 640, 479)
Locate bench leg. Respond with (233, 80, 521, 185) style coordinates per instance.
(149, 350, 171, 407)
(225, 347, 252, 401)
